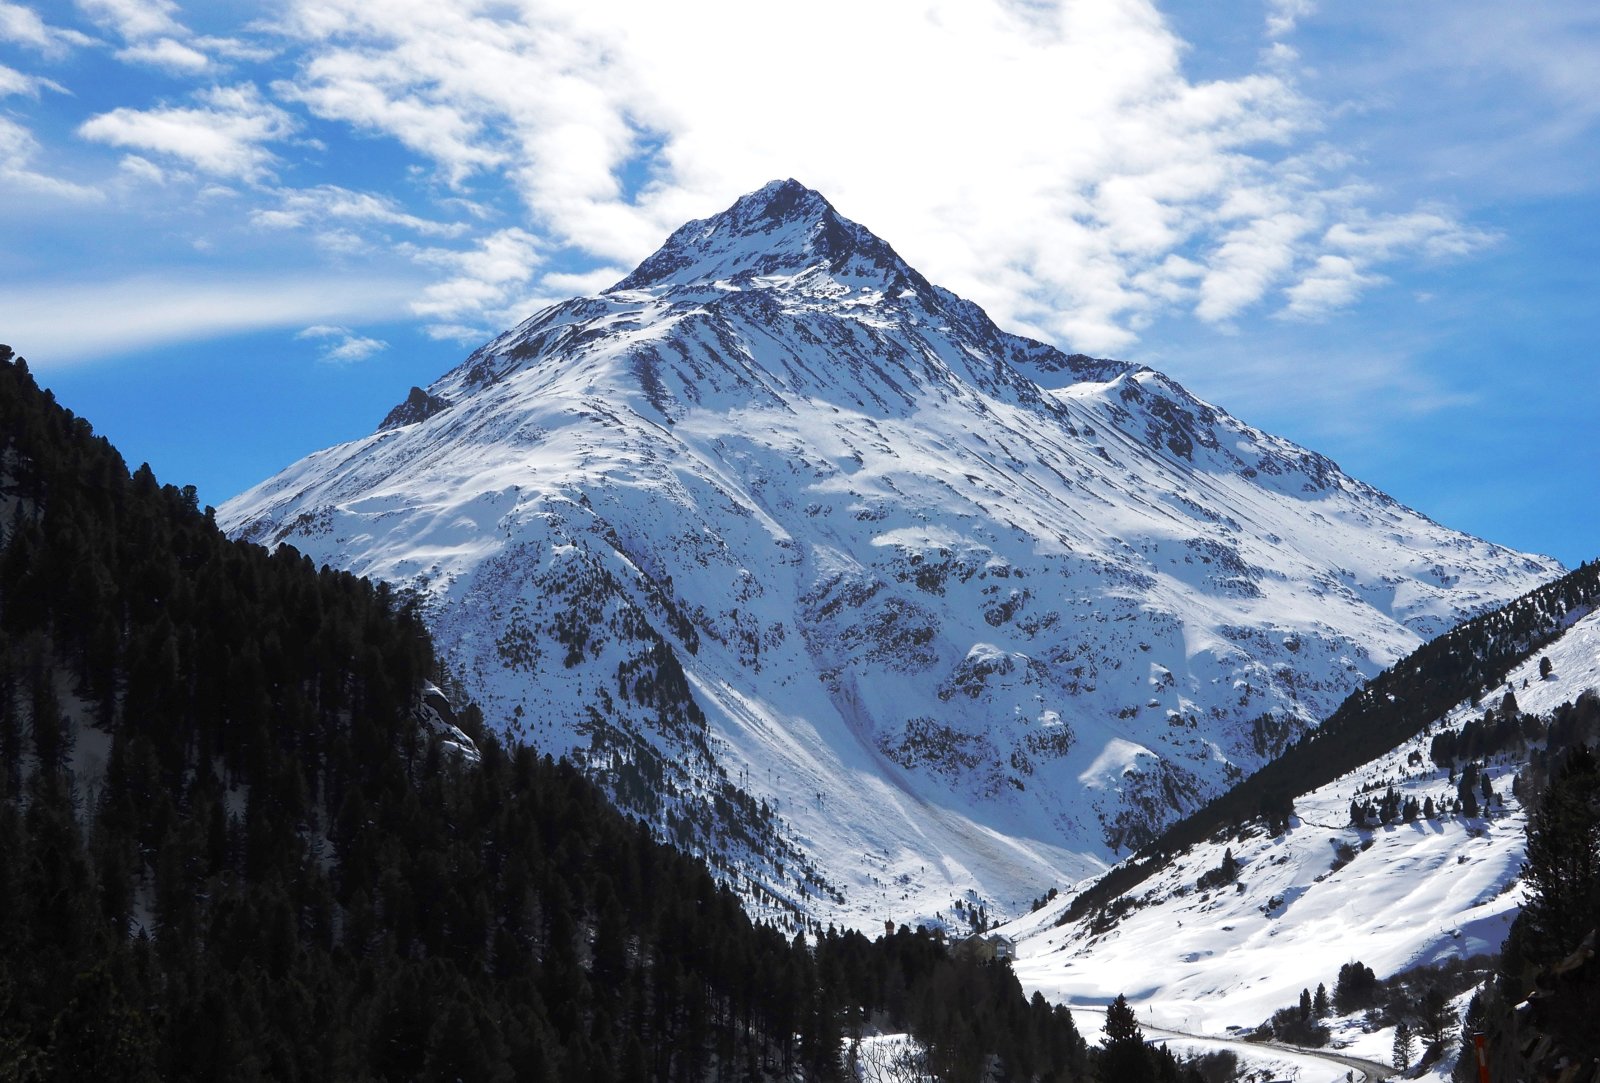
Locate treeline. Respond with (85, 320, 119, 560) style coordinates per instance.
(0, 349, 1092, 1080)
(1062, 555, 1600, 922)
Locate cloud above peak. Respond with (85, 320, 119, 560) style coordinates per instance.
(261, 0, 1472, 351)
(3, 0, 1549, 360)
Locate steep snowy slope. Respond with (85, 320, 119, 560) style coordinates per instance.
(220, 180, 1560, 927)
(1007, 596, 1600, 1076)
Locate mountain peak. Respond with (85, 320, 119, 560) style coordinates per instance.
(223, 174, 1565, 932)
(607, 179, 924, 295)
(731, 177, 832, 225)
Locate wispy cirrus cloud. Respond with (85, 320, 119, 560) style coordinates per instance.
(115, 35, 208, 72)
(0, 60, 62, 97)
(295, 324, 389, 364)
(0, 273, 417, 365)
(250, 184, 469, 240)
(0, 115, 101, 199)
(406, 227, 544, 339)
(1281, 255, 1385, 321)
(0, 2, 93, 56)
(72, 0, 272, 72)
(1265, 0, 1316, 39)
(74, 0, 184, 41)
(78, 83, 296, 182)
(1282, 210, 1498, 320)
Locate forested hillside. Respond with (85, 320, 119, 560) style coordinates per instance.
(0, 347, 1090, 1081)
(1062, 554, 1600, 922)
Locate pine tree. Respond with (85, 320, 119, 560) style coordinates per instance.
(1451, 992, 1485, 1083)
(1393, 1018, 1414, 1069)
(1419, 985, 1452, 1045)
(1102, 994, 1153, 1083)
(1512, 746, 1600, 971)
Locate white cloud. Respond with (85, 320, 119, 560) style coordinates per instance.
(270, 0, 1469, 353)
(78, 84, 296, 182)
(1276, 210, 1498, 320)
(116, 36, 210, 72)
(0, 273, 418, 365)
(1266, 0, 1315, 38)
(251, 184, 468, 238)
(0, 2, 93, 55)
(0, 115, 102, 199)
(420, 322, 490, 344)
(1324, 211, 1498, 262)
(76, 0, 273, 75)
(294, 323, 389, 364)
(407, 227, 543, 333)
(0, 61, 63, 97)
(74, 0, 183, 41)
(12, 0, 1515, 364)
(196, 35, 277, 63)
(1280, 254, 1384, 320)
(116, 153, 167, 184)
(538, 266, 625, 297)
(1197, 210, 1316, 322)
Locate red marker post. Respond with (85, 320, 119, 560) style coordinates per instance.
(1473, 1032, 1490, 1083)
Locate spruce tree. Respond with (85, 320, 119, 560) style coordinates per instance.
(1102, 994, 1153, 1083)
(1393, 1019, 1413, 1069)
(1514, 745, 1600, 968)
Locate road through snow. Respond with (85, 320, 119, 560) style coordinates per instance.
(1143, 1021, 1395, 1083)
(1069, 1007, 1394, 1082)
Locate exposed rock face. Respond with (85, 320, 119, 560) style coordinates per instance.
(415, 681, 480, 763)
(220, 180, 1561, 927)
(379, 386, 452, 431)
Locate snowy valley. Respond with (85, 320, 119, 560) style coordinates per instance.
(1004, 581, 1600, 1080)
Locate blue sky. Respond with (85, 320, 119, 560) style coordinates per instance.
(1, 0, 1595, 566)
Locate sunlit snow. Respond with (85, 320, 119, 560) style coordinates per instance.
(219, 180, 1563, 930)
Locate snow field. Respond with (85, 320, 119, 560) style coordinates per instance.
(1008, 606, 1600, 1077)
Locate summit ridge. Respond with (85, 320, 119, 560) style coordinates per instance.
(608, 178, 925, 296)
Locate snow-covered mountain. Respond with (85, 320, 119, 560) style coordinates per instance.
(1005, 592, 1600, 1081)
(219, 179, 1560, 928)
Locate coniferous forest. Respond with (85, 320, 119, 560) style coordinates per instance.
(0, 346, 1103, 1080)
